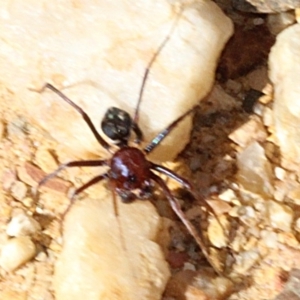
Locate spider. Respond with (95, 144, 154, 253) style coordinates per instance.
(33, 17, 221, 274)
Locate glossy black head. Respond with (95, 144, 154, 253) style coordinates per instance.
(101, 107, 132, 144)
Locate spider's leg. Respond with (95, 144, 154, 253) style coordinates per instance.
(61, 172, 109, 223)
(144, 106, 196, 154)
(151, 163, 222, 228)
(33, 83, 111, 151)
(37, 159, 108, 192)
(133, 10, 183, 126)
(150, 172, 222, 275)
(131, 122, 143, 144)
(110, 184, 127, 250)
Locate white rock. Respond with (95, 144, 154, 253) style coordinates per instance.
(218, 189, 236, 202)
(54, 187, 170, 300)
(267, 200, 293, 232)
(0, 236, 36, 272)
(234, 250, 260, 274)
(269, 23, 300, 170)
(260, 230, 278, 249)
(0, 0, 233, 162)
(237, 142, 274, 197)
(6, 212, 41, 237)
(274, 167, 286, 180)
(11, 180, 27, 202)
(239, 206, 257, 227)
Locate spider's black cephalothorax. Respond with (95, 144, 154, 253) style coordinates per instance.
(101, 107, 143, 146)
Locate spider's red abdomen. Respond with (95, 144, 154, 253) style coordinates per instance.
(110, 147, 151, 190)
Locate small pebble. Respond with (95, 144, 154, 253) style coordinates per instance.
(6, 212, 41, 237)
(268, 201, 293, 232)
(239, 206, 257, 227)
(35, 147, 57, 173)
(11, 180, 27, 201)
(207, 215, 229, 248)
(218, 189, 236, 202)
(183, 262, 196, 272)
(252, 102, 264, 116)
(7, 117, 27, 139)
(260, 230, 278, 249)
(2, 168, 16, 191)
(237, 142, 274, 197)
(22, 197, 34, 208)
(35, 251, 47, 262)
(0, 236, 36, 272)
(274, 167, 286, 180)
(207, 200, 231, 215)
(234, 250, 260, 274)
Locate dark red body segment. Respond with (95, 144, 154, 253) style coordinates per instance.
(110, 147, 151, 190)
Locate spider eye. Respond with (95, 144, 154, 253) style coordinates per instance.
(128, 174, 136, 183)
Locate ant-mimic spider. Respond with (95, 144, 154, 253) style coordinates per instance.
(33, 14, 221, 274)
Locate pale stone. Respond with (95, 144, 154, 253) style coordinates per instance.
(183, 262, 196, 271)
(236, 142, 274, 197)
(54, 187, 170, 300)
(267, 200, 293, 232)
(243, 236, 258, 251)
(253, 102, 264, 117)
(6, 212, 41, 237)
(207, 215, 228, 248)
(0, 237, 36, 272)
(11, 180, 27, 202)
(206, 200, 231, 216)
(229, 117, 267, 148)
(233, 250, 260, 274)
(34, 147, 58, 173)
(239, 206, 257, 227)
(0, 0, 233, 162)
(260, 230, 278, 249)
(274, 167, 286, 180)
(218, 189, 236, 202)
(269, 23, 300, 170)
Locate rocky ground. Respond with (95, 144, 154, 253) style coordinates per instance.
(1, 1, 300, 300)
